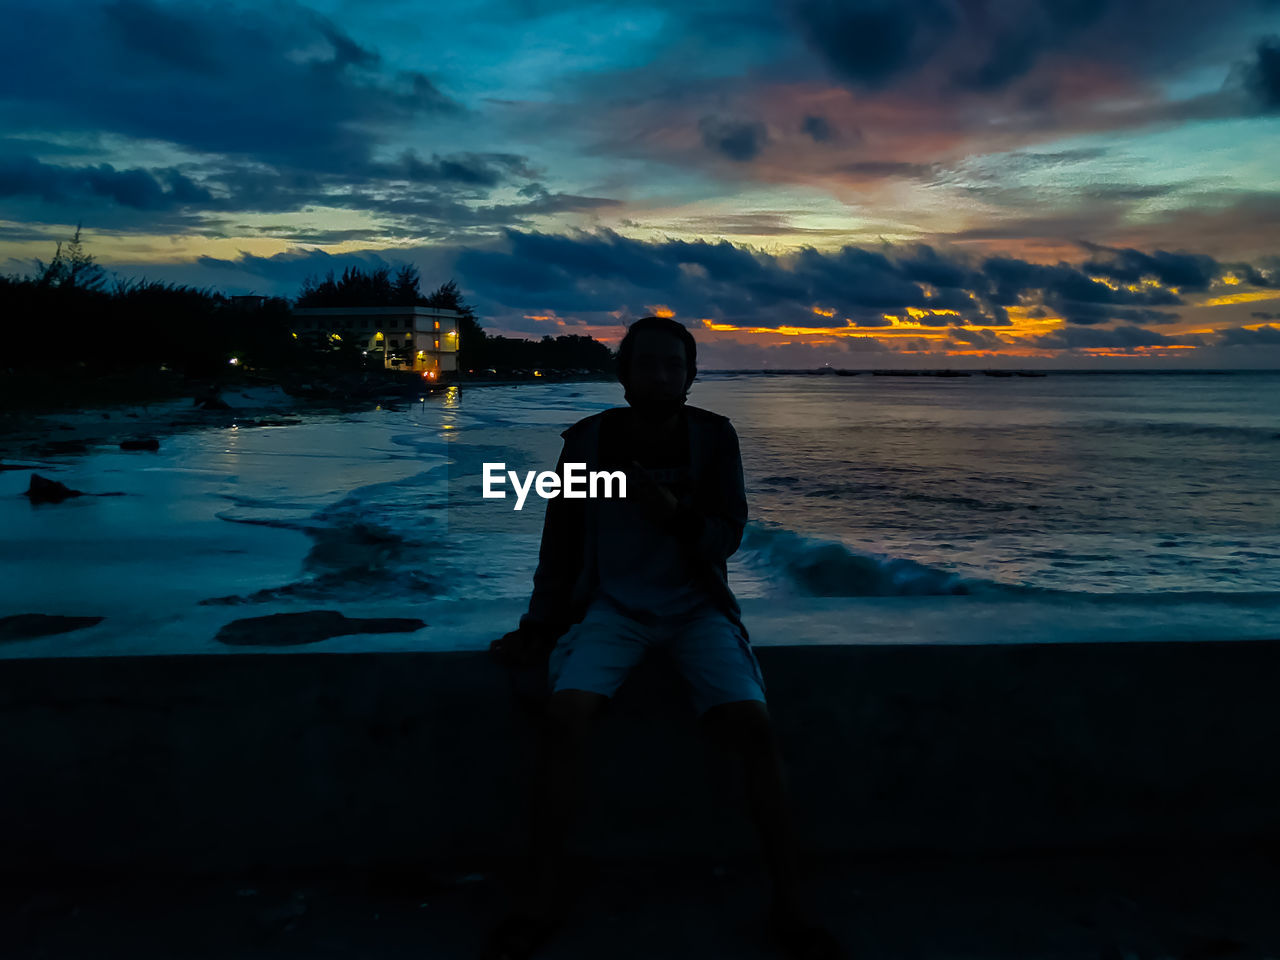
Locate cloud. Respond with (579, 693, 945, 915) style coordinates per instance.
(91, 241, 465, 298)
(83, 228, 1279, 369)
(896, 243, 983, 289)
(438, 230, 1274, 335)
(946, 326, 1012, 348)
(697, 116, 769, 161)
(375, 151, 537, 188)
(1217, 323, 1280, 345)
(1079, 243, 1220, 291)
(1226, 262, 1280, 287)
(788, 245, 950, 316)
(0, 155, 213, 209)
(1251, 311, 1279, 319)
(947, 0, 1124, 92)
(837, 161, 939, 180)
(620, 212, 853, 238)
(195, 247, 389, 279)
(1051, 303, 1182, 325)
(0, 0, 463, 173)
(448, 228, 1236, 332)
(934, 189, 1280, 266)
(0, 222, 63, 243)
(782, 0, 957, 90)
(200, 223, 385, 244)
(978, 254, 1210, 325)
(1240, 35, 1280, 111)
(21, 217, 1276, 348)
(780, 0, 1265, 103)
(0, 146, 617, 241)
(1027, 324, 1209, 350)
(800, 114, 835, 142)
(703, 336, 891, 368)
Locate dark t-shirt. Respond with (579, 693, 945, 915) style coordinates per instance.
(594, 409, 709, 620)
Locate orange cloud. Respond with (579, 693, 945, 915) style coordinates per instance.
(1199, 291, 1280, 307)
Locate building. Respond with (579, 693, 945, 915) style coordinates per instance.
(290, 306, 461, 379)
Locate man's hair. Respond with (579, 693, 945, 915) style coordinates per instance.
(616, 316, 698, 392)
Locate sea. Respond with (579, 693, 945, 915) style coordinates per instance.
(3, 371, 1279, 658)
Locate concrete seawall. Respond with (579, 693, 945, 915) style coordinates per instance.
(2, 638, 1278, 880)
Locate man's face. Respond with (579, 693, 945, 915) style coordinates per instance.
(624, 328, 689, 424)
(627, 328, 688, 399)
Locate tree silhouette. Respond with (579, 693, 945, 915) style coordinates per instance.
(32, 241, 65, 289)
(295, 263, 399, 307)
(482, 333, 612, 371)
(31, 222, 106, 291)
(63, 222, 106, 291)
(393, 264, 422, 305)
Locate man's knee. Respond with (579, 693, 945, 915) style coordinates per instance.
(545, 688, 610, 736)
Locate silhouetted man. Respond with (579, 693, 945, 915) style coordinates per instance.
(486, 316, 843, 959)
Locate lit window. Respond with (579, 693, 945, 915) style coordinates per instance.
(434, 321, 440, 330)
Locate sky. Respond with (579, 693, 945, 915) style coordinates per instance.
(1, 0, 1278, 369)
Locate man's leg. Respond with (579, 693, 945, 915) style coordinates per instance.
(700, 700, 808, 915)
(701, 702, 846, 957)
(516, 688, 610, 917)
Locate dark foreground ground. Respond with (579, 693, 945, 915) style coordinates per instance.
(4, 849, 1278, 959)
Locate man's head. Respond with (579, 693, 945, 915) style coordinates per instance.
(617, 316, 697, 423)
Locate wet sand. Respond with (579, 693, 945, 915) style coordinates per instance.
(0, 377, 590, 465)
(0, 388, 308, 465)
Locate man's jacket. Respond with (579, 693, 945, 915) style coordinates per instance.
(518, 404, 751, 644)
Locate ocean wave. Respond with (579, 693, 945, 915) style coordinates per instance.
(212, 493, 326, 531)
(207, 482, 450, 604)
(1024, 589, 1280, 606)
(1079, 419, 1280, 443)
(735, 524, 1280, 604)
(737, 522, 997, 597)
(199, 514, 447, 606)
(794, 481, 1039, 514)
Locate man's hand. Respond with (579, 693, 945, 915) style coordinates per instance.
(489, 626, 555, 667)
(626, 459, 679, 525)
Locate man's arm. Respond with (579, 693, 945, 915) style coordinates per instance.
(517, 435, 585, 640)
(671, 419, 747, 563)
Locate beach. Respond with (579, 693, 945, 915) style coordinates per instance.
(0, 373, 615, 466)
(5, 374, 1280, 960)
(0, 380, 417, 466)
(4, 372, 1280, 659)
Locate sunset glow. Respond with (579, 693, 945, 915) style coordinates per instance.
(1, 0, 1276, 367)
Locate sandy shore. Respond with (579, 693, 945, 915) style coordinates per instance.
(0, 385, 311, 463)
(0, 383, 448, 465)
(0, 376, 609, 466)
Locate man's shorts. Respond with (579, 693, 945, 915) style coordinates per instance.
(547, 594, 767, 719)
